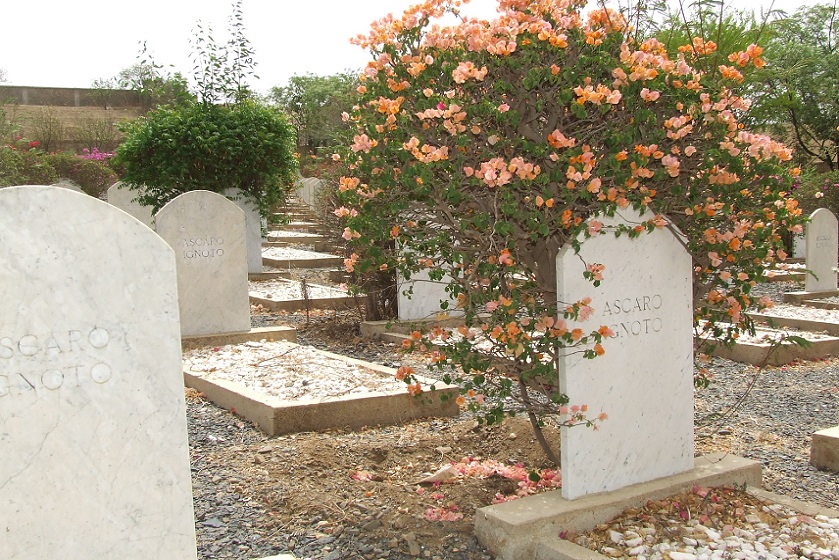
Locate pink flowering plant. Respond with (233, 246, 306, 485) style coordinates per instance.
(335, 0, 805, 463)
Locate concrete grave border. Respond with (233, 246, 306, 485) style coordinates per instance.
(262, 254, 344, 269)
(475, 454, 763, 560)
(249, 279, 360, 312)
(183, 345, 459, 435)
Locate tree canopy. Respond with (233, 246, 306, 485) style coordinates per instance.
(270, 72, 356, 153)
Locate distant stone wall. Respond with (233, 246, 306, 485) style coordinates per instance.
(0, 85, 141, 108)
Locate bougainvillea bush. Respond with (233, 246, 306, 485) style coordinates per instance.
(335, 0, 805, 461)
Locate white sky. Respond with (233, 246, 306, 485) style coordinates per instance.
(0, 0, 825, 95)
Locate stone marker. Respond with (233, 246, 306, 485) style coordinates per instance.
(805, 208, 838, 292)
(556, 207, 694, 499)
(0, 185, 196, 559)
(792, 233, 806, 259)
(398, 267, 461, 321)
(156, 190, 251, 336)
(106, 181, 154, 228)
(296, 176, 323, 208)
(222, 187, 265, 274)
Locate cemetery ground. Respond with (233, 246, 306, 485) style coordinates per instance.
(188, 278, 839, 560)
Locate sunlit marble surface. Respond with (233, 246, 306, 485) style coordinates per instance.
(0, 186, 196, 559)
(556, 207, 694, 500)
(156, 190, 250, 336)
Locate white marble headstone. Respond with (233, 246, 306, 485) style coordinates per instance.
(106, 181, 154, 228)
(296, 176, 323, 208)
(222, 188, 265, 274)
(557, 207, 694, 499)
(792, 233, 806, 259)
(0, 185, 196, 559)
(156, 190, 251, 336)
(398, 269, 461, 321)
(805, 208, 838, 292)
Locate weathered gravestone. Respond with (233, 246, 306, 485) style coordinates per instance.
(296, 176, 323, 208)
(793, 233, 806, 259)
(106, 181, 154, 228)
(805, 208, 839, 292)
(222, 187, 264, 274)
(156, 190, 250, 337)
(557, 207, 694, 499)
(0, 185, 197, 559)
(397, 268, 461, 321)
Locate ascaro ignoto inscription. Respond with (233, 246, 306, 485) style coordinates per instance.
(815, 234, 834, 249)
(183, 236, 225, 259)
(0, 327, 113, 398)
(601, 294, 664, 338)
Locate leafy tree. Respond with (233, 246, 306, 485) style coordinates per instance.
(113, 0, 297, 221)
(336, 0, 804, 464)
(115, 53, 194, 110)
(270, 72, 357, 154)
(0, 68, 7, 82)
(750, 3, 839, 169)
(190, 0, 257, 105)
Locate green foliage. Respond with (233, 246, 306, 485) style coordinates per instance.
(190, 0, 258, 105)
(0, 140, 116, 196)
(0, 147, 25, 186)
(790, 168, 839, 218)
(750, 3, 839, 169)
(336, 0, 805, 459)
(270, 72, 357, 154)
(0, 103, 21, 143)
(114, 100, 297, 218)
(655, 0, 771, 63)
(45, 152, 118, 199)
(0, 144, 58, 187)
(116, 58, 193, 111)
(29, 108, 65, 153)
(75, 118, 120, 153)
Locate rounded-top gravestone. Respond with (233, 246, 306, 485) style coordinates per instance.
(0, 185, 196, 559)
(805, 207, 838, 292)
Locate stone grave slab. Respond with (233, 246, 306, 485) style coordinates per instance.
(556, 207, 694, 499)
(0, 185, 196, 559)
(249, 278, 358, 312)
(106, 181, 154, 227)
(806, 208, 838, 292)
(156, 190, 251, 337)
(183, 342, 459, 435)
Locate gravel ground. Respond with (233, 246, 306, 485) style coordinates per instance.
(188, 280, 839, 559)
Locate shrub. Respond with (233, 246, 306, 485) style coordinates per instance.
(45, 152, 118, 199)
(791, 168, 839, 218)
(29, 108, 65, 153)
(0, 146, 25, 186)
(336, 0, 805, 462)
(75, 118, 120, 153)
(114, 100, 297, 219)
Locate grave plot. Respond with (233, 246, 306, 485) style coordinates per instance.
(798, 294, 839, 310)
(749, 302, 839, 337)
(183, 339, 459, 435)
(265, 230, 325, 245)
(762, 261, 806, 282)
(270, 218, 319, 234)
(249, 278, 359, 311)
(696, 321, 839, 366)
(262, 246, 344, 269)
